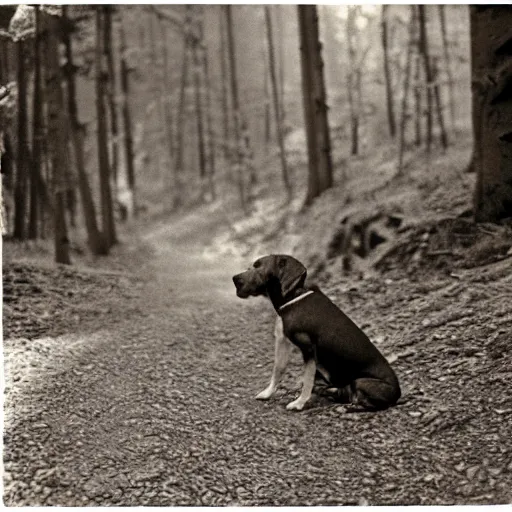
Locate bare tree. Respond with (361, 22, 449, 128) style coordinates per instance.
(174, 8, 191, 207)
(201, 34, 216, 200)
(262, 38, 271, 149)
(471, 6, 512, 222)
(298, 5, 333, 206)
(218, 5, 230, 161)
(191, 9, 207, 189)
(63, 6, 106, 254)
(156, 12, 175, 189)
(438, 5, 456, 130)
(46, 13, 71, 264)
(265, 5, 290, 198)
(119, 14, 136, 217)
(225, 5, 246, 212)
(381, 5, 396, 138)
(29, 6, 42, 239)
(96, 7, 116, 247)
(397, 6, 416, 175)
(413, 51, 422, 147)
(13, 39, 28, 240)
(276, 5, 286, 124)
(418, 5, 448, 152)
(104, 6, 119, 193)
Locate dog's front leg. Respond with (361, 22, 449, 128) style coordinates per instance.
(286, 357, 316, 411)
(256, 318, 292, 400)
(286, 333, 316, 411)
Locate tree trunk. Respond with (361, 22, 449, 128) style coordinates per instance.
(225, 5, 246, 212)
(156, 14, 175, 190)
(471, 6, 512, 222)
(381, 5, 396, 138)
(397, 6, 416, 175)
(119, 16, 136, 217)
(219, 5, 230, 161)
(29, 6, 42, 240)
(418, 5, 448, 152)
(46, 14, 71, 264)
(13, 40, 29, 240)
(104, 6, 119, 194)
(298, 5, 333, 206)
(96, 7, 117, 248)
(276, 5, 286, 124)
(192, 36, 206, 186)
(265, 5, 291, 198)
(175, 9, 191, 207)
(414, 52, 422, 146)
(63, 5, 106, 255)
(346, 7, 359, 156)
(438, 5, 456, 130)
(262, 39, 271, 149)
(202, 39, 216, 200)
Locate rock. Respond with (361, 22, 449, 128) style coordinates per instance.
(466, 465, 480, 481)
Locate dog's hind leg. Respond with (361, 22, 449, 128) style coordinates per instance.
(256, 318, 293, 400)
(351, 377, 401, 410)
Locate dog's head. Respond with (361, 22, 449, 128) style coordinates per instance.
(232, 254, 307, 299)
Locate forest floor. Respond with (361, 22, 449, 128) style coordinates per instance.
(3, 133, 512, 505)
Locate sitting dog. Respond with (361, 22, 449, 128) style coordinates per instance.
(232, 254, 401, 411)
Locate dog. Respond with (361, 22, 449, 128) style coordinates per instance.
(232, 254, 401, 411)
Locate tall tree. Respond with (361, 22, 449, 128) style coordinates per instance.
(96, 7, 117, 247)
(29, 5, 42, 239)
(265, 5, 290, 198)
(218, 5, 230, 161)
(225, 5, 246, 212)
(175, 8, 191, 207)
(201, 33, 216, 200)
(418, 5, 448, 152)
(104, 6, 119, 193)
(438, 5, 456, 130)
(471, 6, 512, 222)
(119, 14, 136, 217)
(191, 9, 207, 188)
(276, 5, 286, 124)
(381, 5, 396, 138)
(156, 13, 175, 186)
(298, 5, 333, 206)
(346, 7, 360, 156)
(46, 13, 71, 264)
(13, 39, 29, 240)
(397, 6, 416, 175)
(63, 5, 106, 255)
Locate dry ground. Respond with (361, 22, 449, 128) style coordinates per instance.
(3, 133, 512, 505)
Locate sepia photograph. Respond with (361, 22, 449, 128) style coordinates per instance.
(1, 2, 512, 506)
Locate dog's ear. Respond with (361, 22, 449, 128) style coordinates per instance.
(277, 256, 307, 297)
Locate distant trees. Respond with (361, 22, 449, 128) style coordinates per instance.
(46, 13, 71, 264)
(381, 5, 396, 138)
(265, 5, 290, 199)
(95, 7, 117, 249)
(1, 5, 142, 263)
(298, 5, 333, 206)
(470, 6, 512, 222)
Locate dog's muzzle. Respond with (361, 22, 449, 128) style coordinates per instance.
(232, 274, 250, 298)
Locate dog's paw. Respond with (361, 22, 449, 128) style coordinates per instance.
(286, 399, 305, 411)
(256, 387, 275, 400)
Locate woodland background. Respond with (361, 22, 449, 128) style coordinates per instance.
(2, 4, 512, 507)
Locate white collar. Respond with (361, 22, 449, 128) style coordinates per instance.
(278, 290, 314, 313)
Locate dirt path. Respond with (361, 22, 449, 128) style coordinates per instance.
(3, 210, 512, 506)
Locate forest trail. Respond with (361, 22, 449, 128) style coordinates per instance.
(3, 208, 512, 506)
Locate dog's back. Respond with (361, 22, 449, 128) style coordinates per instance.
(280, 289, 399, 391)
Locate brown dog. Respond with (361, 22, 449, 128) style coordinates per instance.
(233, 254, 401, 411)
